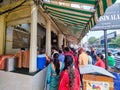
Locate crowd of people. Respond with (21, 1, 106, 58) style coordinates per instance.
(46, 47, 80, 90)
(45, 46, 115, 90)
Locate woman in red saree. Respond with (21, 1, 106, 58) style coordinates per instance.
(58, 55, 80, 90)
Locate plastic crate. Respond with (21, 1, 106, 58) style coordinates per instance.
(37, 54, 46, 70)
(111, 72, 120, 90)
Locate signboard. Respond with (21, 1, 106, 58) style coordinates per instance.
(100, 31, 116, 40)
(86, 81, 109, 90)
(92, 2, 120, 31)
(13, 29, 29, 48)
(100, 31, 116, 44)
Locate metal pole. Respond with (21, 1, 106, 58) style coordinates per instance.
(104, 29, 108, 70)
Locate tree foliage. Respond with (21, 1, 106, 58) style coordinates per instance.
(111, 36, 120, 47)
(88, 36, 97, 45)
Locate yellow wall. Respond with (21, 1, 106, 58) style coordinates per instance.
(0, 15, 6, 54)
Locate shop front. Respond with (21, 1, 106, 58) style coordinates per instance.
(0, 1, 65, 90)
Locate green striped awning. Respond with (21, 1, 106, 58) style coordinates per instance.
(41, 0, 116, 42)
(97, 0, 116, 17)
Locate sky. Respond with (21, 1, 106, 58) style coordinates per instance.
(116, 0, 120, 3)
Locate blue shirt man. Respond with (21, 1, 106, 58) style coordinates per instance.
(90, 47, 97, 65)
(58, 49, 65, 63)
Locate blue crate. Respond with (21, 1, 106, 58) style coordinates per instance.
(111, 72, 120, 90)
(37, 54, 46, 70)
(114, 80, 120, 90)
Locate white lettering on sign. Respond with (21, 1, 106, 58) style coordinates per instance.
(99, 14, 120, 21)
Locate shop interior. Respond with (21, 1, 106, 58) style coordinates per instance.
(0, 23, 47, 75)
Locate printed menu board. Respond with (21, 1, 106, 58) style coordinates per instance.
(86, 81, 109, 90)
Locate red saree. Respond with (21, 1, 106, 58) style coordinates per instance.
(58, 68, 80, 90)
